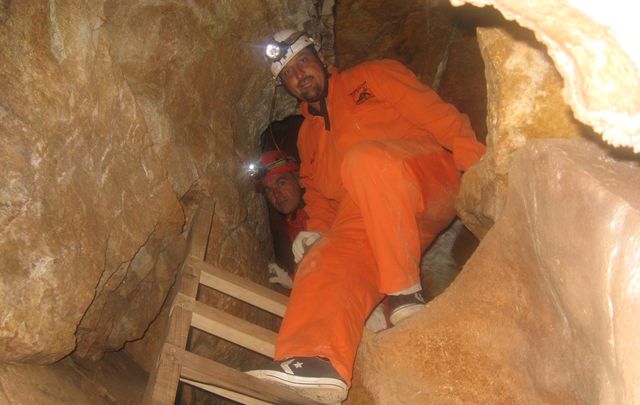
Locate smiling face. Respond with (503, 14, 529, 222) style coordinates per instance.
(262, 171, 302, 216)
(279, 47, 327, 110)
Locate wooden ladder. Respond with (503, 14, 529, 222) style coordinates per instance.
(142, 200, 319, 404)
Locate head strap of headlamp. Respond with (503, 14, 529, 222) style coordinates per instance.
(250, 156, 297, 181)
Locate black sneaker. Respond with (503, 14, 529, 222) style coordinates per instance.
(388, 291, 426, 326)
(246, 356, 347, 404)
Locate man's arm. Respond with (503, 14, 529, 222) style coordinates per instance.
(297, 122, 337, 233)
(371, 59, 485, 171)
(299, 178, 336, 233)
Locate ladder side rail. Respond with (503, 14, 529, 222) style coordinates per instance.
(142, 264, 201, 404)
(142, 201, 214, 404)
(186, 199, 215, 262)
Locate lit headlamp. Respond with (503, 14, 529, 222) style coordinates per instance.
(246, 156, 298, 181)
(267, 30, 318, 80)
(265, 43, 285, 62)
(265, 31, 305, 62)
(246, 163, 265, 180)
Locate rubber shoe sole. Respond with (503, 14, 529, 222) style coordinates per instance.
(246, 369, 347, 404)
(389, 302, 424, 326)
(388, 291, 426, 326)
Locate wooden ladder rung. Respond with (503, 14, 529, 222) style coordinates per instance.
(176, 294, 277, 357)
(173, 346, 319, 405)
(194, 259, 289, 317)
(144, 200, 320, 404)
(179, 378, 272, 405)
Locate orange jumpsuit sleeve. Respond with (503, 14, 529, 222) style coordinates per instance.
(368, 60, 485, 171)
(297, 123, 337, 234)
(300, 186, 335, 233)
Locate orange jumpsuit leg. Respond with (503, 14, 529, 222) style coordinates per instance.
(275, 194, 383, 384)
(341, 140, 460, 293)
(275, 140, 460, 384)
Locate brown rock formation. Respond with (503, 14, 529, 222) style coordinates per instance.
(456, 22, 587, 238)
(452, 0, 640, 152)
(0, 0, 313, 365)
(357, 138, 640, 404)
(0, 1, 185, 363)
(335, 0, 453, 83)
(0, 351, 146, 404)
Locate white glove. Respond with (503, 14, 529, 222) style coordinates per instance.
(268, 263, 293, 289)
(292, 231, 322, 263)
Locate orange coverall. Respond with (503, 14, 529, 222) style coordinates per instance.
(274, 59, 485, 383)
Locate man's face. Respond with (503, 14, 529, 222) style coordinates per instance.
(262, 171, 302, 216)
(279, 48, 327, 105)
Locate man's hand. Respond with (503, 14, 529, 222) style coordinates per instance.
(292, 231, 322, 263)
(268, 263, 293, 289)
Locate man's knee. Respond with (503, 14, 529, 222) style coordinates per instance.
(341, 141, 398, 181)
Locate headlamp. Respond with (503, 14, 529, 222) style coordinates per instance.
(246, 163, 265, 179)
(265, 31, 305, 62)
(265, 43, 284, 61)
(246, 156, 297, 181)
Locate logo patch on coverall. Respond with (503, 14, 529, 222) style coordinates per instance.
(349, 81, 375, 105)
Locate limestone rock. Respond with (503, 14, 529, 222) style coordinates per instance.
(335, 0, 454, 85)
(450, 0, 640, 152)
(357, 138, 640, 404)
(0, 0, 312, 365)
(0, 1, 184, 363)
(456, 23, 585, 238)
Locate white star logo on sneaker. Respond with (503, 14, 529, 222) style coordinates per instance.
(280, 359, 295, 374)
(293, 361, 304, 368)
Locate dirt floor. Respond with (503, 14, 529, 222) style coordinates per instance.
(0, 351, 147, 405)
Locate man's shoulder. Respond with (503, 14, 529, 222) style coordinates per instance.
(340, 58, 410, 78)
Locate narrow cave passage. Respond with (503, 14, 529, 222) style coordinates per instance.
(1, 0, 639, 404)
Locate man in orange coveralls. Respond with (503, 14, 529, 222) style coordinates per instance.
(253, 150, 308, 286)
(254, 151, 308, 247)
(248, 30, 485, 403)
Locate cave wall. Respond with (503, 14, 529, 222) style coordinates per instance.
(357, 138, 640, 404)
(334, 0, 488, 142)
(454, 0, 640, 237)
(456, 22, 589, 237)
(453, 0, 640, 153)
(0, 0, 314, 365)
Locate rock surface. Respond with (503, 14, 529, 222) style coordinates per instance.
(456, 23, 586, 238)
(451, 0, 640, 152)
(0, 0, 185, 363)
(357, 138, 640, 404)
(0, 351, 146, 404)
(0, 0, 311, 365)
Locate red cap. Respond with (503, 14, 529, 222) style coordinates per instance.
(255, 150, 299, 192)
